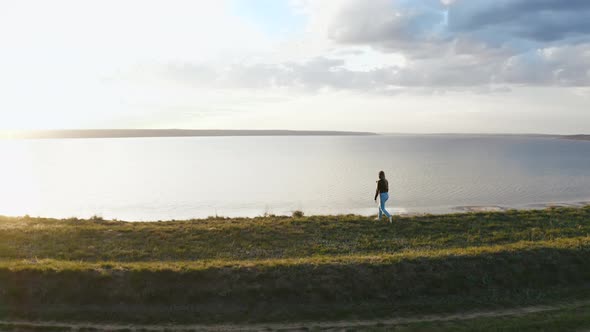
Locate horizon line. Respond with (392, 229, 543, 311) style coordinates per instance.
(0, 129, 588, 139)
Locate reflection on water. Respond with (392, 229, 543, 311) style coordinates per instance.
(0, 135, 589, 220)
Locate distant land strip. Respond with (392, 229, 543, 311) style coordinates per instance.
(561, 134, 590, 141)
(1, 129, 377, 139)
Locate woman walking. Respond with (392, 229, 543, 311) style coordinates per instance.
(374, 170, 392, 223)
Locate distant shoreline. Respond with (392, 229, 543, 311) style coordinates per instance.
(2, 130, 588, 140)
(561, 135, 590, 141)
(2, 201, 588, 221)
(0, 129, 377, 139)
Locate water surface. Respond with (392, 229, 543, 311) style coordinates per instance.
(1, 135, 589, 220)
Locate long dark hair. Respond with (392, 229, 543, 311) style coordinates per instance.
(378, 170, 385, 180)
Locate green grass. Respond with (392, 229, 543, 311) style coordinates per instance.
(0, 207, 589, 325)
(2, 207, 589, 262)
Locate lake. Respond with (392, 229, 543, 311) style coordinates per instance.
(1, 134, 589, 220)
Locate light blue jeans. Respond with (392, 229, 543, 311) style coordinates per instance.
(379, 192, 391, 219)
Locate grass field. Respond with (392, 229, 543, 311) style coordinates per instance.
(1, 207, 590, 328)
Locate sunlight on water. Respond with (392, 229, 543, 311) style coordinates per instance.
(0, 140, 42, 216)
(0, 135, 589, 220)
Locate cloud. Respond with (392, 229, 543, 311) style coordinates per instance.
(321, 0, 590, 50)
(277, 0, 590, 88)
(159, 42, 589, 92)
(448, 0, 590, 43)
(320, 0, 449, 58)
(107, 0, 589, 93)
(162, 57, 393, 93)
(327, 0, 446, 44)
(501, 44, 590, 86)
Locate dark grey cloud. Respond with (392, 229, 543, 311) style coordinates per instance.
(448, 0, 590, 42)
(327, 0, 590, 49)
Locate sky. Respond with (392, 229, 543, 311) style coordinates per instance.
(1, 0, 589, 133)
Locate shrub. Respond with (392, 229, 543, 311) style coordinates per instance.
(90, 215, 104, 222)
(292, 210, 304, 218)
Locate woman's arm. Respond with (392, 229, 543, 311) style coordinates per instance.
(374, 182, 379, 201)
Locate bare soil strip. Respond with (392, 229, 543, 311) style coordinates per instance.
(1, 300, 589, 331)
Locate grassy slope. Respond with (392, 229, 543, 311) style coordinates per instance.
(2, 207, 589, 262)
(0, 207, 590, 324)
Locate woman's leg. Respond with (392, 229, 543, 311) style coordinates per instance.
(380, 193, 391, 218)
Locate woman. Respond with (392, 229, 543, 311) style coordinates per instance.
(374, 170, 392, 223)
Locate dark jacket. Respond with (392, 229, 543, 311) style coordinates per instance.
(374, 179, 389, 200)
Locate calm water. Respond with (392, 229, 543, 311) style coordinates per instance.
(1, 135, 590, 220)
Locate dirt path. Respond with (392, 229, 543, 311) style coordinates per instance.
(1, 301, 589, 331)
